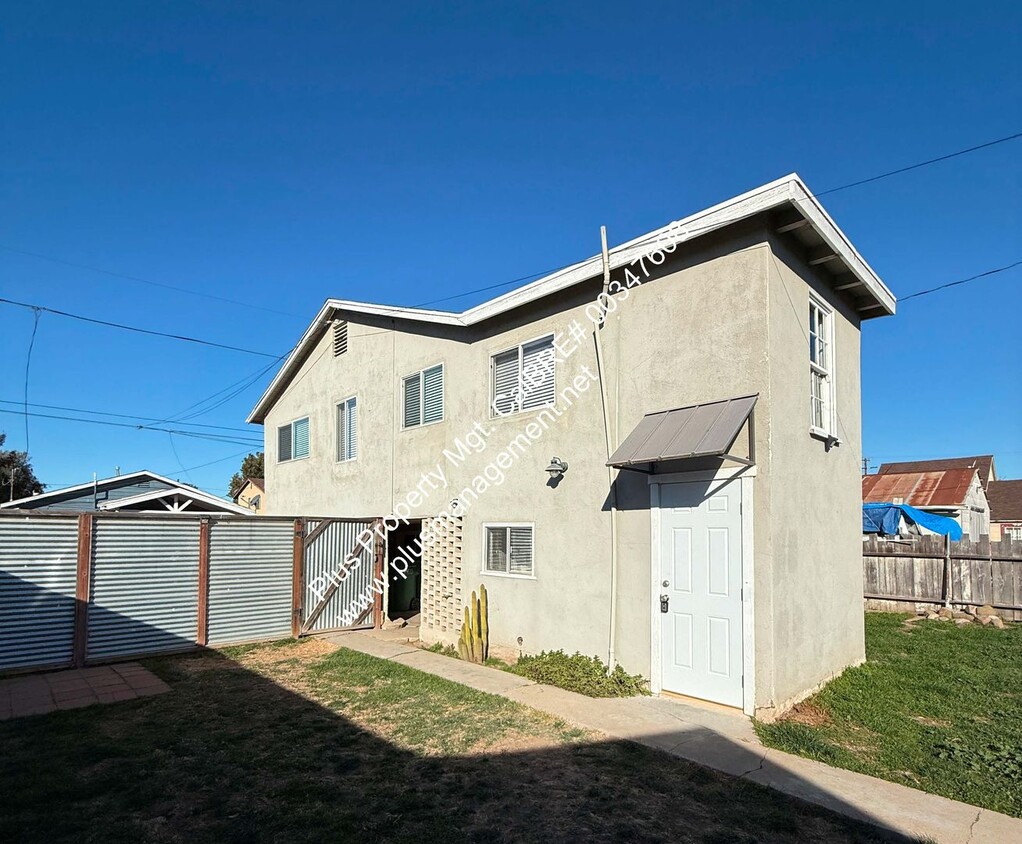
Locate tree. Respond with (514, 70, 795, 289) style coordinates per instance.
(228, 451, 264, 498)
(0, 433, 45, 502)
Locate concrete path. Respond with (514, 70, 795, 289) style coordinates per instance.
(321, 630, 1020, 844)
(0, 662, 170, 720)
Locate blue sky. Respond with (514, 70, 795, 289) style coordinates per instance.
(1, 1, 1020, 497)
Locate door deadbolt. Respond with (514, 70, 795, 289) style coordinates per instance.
(660, 594, 669, 613)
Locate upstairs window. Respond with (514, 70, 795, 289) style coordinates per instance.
(484, 524, 534, 577)
(809, 296, 835, 436)
(491, 335, 556, 416)
(336, 396, 358, 462)
(278, 417, 310, 462)
(333, 320, 348, 356)
(402, 363, 444, 428)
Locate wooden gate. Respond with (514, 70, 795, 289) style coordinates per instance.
(296, 518, 384, 635)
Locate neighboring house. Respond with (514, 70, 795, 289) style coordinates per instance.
(1, 471, 251, 515)
(248, 174, 896, 718)
(861, 468, 989, 540)
(987, 479, 1022, 541)
(876, 455, 997, 492)
(232, 477, 266, 514)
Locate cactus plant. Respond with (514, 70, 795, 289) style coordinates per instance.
(458, 585, 490, 664)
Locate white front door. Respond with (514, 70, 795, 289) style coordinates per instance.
(659, 478, 743, 707)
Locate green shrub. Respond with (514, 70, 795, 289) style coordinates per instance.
(509, 650, 649, 698)
(424, 642, 459, 658)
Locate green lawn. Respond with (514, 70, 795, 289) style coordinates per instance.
(756, 612, 1022, 817)
(0, 638, 899, 843)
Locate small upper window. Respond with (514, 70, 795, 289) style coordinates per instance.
(336, 397, 357, 462)
(491, 335, 555, 417)
(403, 364, 444, 428)
(278, 417, 310, 462)
(333, 321, 348, 356)
(484, 524, 534, 577)
(809, 297, 835, 436)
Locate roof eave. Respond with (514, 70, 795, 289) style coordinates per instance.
(247, 175, 896, 423)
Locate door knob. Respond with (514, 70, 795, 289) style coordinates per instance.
(660, 594, 669, 613)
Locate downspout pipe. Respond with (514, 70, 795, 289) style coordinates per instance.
(594, 225, 620, 670)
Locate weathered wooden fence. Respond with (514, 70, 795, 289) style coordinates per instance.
(863, 535, 1022, 621)
(0, 511, 382, 674)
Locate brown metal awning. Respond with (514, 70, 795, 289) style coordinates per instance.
(608, 394, 758, 472)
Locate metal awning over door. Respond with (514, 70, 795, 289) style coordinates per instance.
(608, 394, 757, 472)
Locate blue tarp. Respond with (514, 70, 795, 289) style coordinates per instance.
(862, 503, 963, 541)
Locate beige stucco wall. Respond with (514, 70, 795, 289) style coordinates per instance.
(261, 217, 870, 715)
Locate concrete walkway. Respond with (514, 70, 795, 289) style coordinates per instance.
(321, 630, 1020, 844)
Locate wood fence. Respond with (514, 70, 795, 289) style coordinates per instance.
(863, 535, 1022, 621)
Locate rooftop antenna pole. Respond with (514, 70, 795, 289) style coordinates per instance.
(93, 472, 98, 510)
(8, 467, 18, 502)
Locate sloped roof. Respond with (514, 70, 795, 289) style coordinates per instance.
(862, 468, 978, 508)
(248, 174, 896, 423)
(1, 470, 175, 509)
(877, 455, 995, 489)
(987, 480, 1022, 522)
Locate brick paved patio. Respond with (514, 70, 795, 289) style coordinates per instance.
(0, 663, 170, 720)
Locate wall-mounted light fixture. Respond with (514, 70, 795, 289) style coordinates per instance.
(544, 457, 568, 479)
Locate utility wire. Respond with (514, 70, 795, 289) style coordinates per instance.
(0, 296, 282, 358)
(0, 407, 262, 446)
(22, 309, 41, 453)
(0, 244, 303, 318)
(412, 129, 1022, 310)
(0, 399, 257, 434)
(899, 260, 1022, 302)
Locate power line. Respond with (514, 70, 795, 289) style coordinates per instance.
(0, 296, 282, 358)
(0, 399, 257, 434)
(412, 130, 1022, 310)
(815, 131, 1022, 197)
(0, 407, 262, 446)
(0, 244, 303, 319)
(900, 260, 1022, 302)
(22, 308, 41, 453)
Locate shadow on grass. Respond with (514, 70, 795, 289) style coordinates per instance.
(0, 643, 922, 844)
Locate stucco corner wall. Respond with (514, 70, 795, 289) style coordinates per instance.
(762, 236, 866, 710)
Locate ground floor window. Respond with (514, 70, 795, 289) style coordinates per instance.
(483, 524, 534, 577)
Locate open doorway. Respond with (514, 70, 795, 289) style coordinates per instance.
(386, 519, 422, 624)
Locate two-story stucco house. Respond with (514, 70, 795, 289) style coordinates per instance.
(248, 175, 896, 718)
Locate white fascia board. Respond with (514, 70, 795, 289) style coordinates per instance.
(0, 470, 180, 509)
(98, 485, 252, 514)
(247, 174, 895, 423)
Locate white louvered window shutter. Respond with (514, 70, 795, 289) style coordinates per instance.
(403, 373, 422, 427)
(345, 398, 358, 460)
(492, 349, 521, 416)
(508, 527, 534, 575)
(521, 336, 555, 410)
(485, 526, 508, 572)
(292, 417, 310, 459)
(336, 401, 347, 461)
(278, 423, 293, 462)
(422, 364, 444, 424)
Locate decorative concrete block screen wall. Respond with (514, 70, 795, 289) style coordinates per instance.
(421, 512, 463, 638)
(0, 511, 381, 674)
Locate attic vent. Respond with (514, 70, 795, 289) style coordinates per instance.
(333, 320, 348, 356)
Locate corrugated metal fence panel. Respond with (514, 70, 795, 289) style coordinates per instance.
(304, 519, 377, 633)
(207, 521, 294, 644)
(87, 518, 200, 660)
(0, 517, 79, 671)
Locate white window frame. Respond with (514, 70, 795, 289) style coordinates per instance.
(277, 415, 310, 464)
(335, 396, 358, 463)
(809, 294, 836, 439)
(481, 522, 536, 579)
(489, 333, 556, 419)
(401, 362, 445, 430)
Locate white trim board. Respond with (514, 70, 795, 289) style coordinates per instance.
(248, 174, 896, 423)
